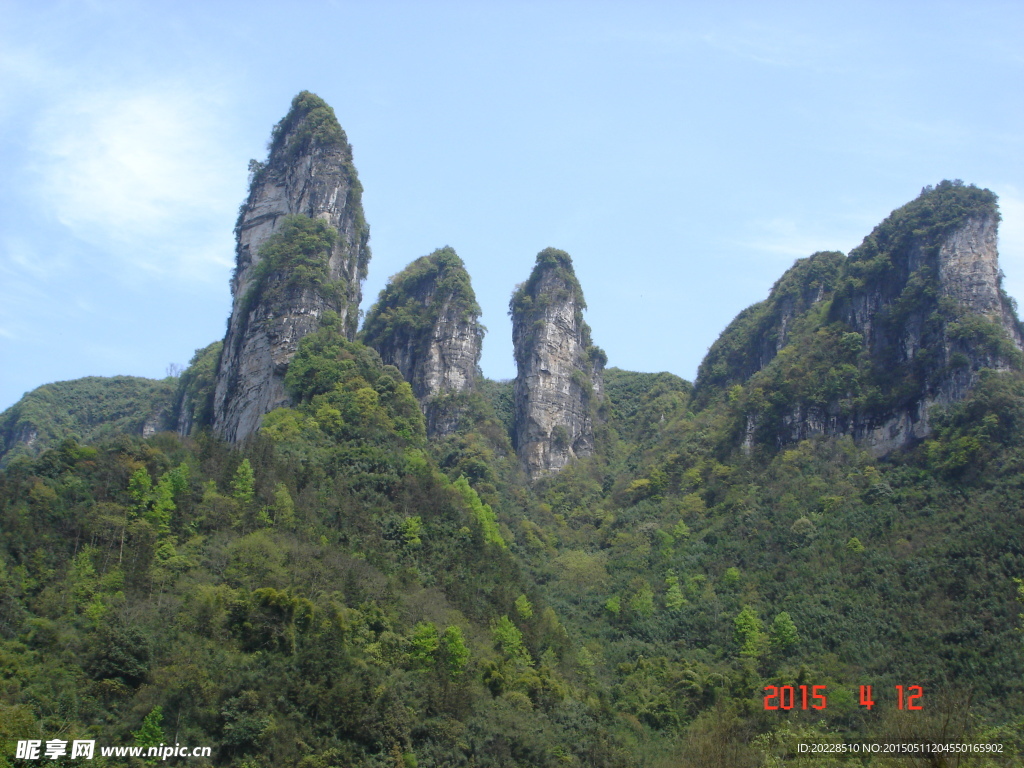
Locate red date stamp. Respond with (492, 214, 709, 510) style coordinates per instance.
(764, 685, 923, 711)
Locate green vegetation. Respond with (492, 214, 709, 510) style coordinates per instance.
(695, 250, 845, 407)
(268, 90, 346, 161)
(695, 182, 1023, 447)
(0, 376, 176, 465)
(240, 215, 342, 323)
(173, 341, 222, 434)
(362, 246, 481, 350)
(3, 182, 1024, 766)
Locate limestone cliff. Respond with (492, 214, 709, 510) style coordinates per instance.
(210, 92, 370, 443)
(698, 181, 1024, 455)
(510, 248, 605, 478)
(361, 247, 483, 437)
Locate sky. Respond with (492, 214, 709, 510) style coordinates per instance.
(1, 0, 1023, 412)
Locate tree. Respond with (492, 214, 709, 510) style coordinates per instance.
(734, 606, 768, 659)
(769, 612, 800, 654)
(491, 616, 531, 666)
(231, 459, 256, 510)
(408, 622, 439, 670)
(441, 626, 470, 678)
(133, 706, 165, 749)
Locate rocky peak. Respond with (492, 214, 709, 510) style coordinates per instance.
(361, 247, 483, 437)
(510, 248, 605, 478)
(210, 92, 371, 443)
(707, 181, 1024, 456)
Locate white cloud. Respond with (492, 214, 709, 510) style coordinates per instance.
(31, 84, 239, 280)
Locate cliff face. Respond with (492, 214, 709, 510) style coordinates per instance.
(511, 248, 605, 478)
(361, 248, 483, 437)
(700, 181, 1023, 456)
(210, 92, 370, 443)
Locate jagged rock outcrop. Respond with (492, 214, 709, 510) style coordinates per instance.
(697, 181, 1024, 456)
(361, 247, 483, 437)
(510, 248, 606, 477)
(210, 92, 370, 443)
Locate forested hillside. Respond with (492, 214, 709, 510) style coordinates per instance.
(2, 322, 1022, 766)
(2, 94, 1022, 766)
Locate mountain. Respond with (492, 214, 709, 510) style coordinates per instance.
(510, 248, 606, 478)
(210, 91, 371, 443)
(0, 376, 175, 465)
(2, 92, 1023, 766)
(696, 180, 1023, 455)
(361, 247, 484, 437)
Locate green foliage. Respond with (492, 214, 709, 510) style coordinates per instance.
(408, 621, 440, 670)
(491, 615, 532, 666)
(453, 475, 506, 548)
(5, 181, 1024, 764)
(0, 376, 176, 464)
(268, 91, 346, 161)
(603, 368, 691, 444)
(231, 458, 256, 508)
(695, 182, 1021, 452)
(441, 625, 470, 678)
(278, 317, 426, 446)
(401, 516, 423, 547)
(361, 247, 482, 368)
(768, 611, 799, 653)
(514, 594, 534, 619)
(133, 706, 165, 748)
(695, 250, 846, 404)
(733, 605, 767, 658)
(173, 341, 222, 432)
(241, 215, 340, 320)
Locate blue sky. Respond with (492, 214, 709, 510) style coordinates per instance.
(2, 0, 1023, 411)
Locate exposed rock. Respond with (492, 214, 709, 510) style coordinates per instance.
(707, 181, 1024, 456)
(510, 248, 605, 478)
(211, 92, 370, 443)
(361, 247, 483, 437)
(173, 341, 222, 436)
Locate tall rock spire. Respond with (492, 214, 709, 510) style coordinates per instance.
(361, 247, 484, 437)
(210, 92, 370, 442)
(510, 248, 605, 478)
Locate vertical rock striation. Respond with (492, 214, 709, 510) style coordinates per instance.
(361, 247, 484, 437)
(696, 181, 1023, 456)
(210, 92, 370, 442)
(825, 182, 1023, 453)
(510, 248, 605, 478)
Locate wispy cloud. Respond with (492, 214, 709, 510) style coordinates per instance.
(30, 83, 239, 280)
(699, 19, 837, 69)
(737, 215, 867, 261)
